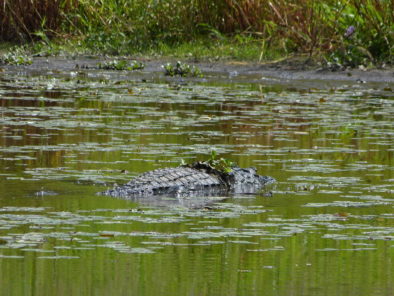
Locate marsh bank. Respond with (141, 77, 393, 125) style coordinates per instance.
(3, 56, 393, 86)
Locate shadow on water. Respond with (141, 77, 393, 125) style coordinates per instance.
(0, 61, 393, 296)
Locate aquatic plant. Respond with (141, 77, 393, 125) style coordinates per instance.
(163, 61, 202, 77)
(0, 47, 32, 65)
(97, 60, 145, 71)
(205, 150, 235, 174)
(180, 151, 234, 173)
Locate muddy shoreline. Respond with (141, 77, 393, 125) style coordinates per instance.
(2, 56, 393, 86)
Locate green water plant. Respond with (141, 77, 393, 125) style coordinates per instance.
(326, 43, 374, 70)
(0, 47, 33, 65)
(180, 150, 235, 173)
(163, 61, 202, 77)
(204, 150, 235, 173)
(97, 60, 145, 71)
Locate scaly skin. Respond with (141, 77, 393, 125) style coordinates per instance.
(101, 162, 275, 199)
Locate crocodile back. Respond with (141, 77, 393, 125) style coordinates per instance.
(103, 166, 228, 198)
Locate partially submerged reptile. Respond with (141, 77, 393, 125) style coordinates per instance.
(101, 161, 275, 199)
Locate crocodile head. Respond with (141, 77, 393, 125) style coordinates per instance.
(229, 167, 275, 194)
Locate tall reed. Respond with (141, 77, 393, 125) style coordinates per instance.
(1, 0, 392, 63)
(0, 0, 73, 41)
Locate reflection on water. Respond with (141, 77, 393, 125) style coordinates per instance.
(0, 67, 393, 296)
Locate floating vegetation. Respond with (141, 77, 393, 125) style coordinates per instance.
(97, 60, 145, 70)
(181, 150, 235, 174)
(0, 255, 24, 259)
(315, 247, 377, 252)
(247, 246, 284, 252)
(204, 150, 235, 173)
(0, 47, 33, 65)
(38, 256, 80, 259)
(0, 199, 391, 257)
(0, 207, 48, 212)
(0, 64, 393, 296)
(303, 201, 390, 208)
(162, 61, 202, 77)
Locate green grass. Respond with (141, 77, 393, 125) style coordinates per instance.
(151, 37, 286, 62)
(0, 0, 392, 66)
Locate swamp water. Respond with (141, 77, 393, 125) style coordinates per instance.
(0, 61, 393, 296)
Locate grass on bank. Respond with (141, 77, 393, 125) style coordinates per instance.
(0, 0, 393, 67)
(1, 34, 288, 63)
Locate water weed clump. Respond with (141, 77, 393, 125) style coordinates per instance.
(97, 60, 145, 71)
(205, 150, 235, 174)
(0, 47, 32, 65)
(163, 61, 202, 77)
(181, 150, 235, 173)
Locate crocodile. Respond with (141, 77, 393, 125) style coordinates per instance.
(101, 162, 275, 199)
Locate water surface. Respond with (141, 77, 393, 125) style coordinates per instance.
(0, 63, 393, 296)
